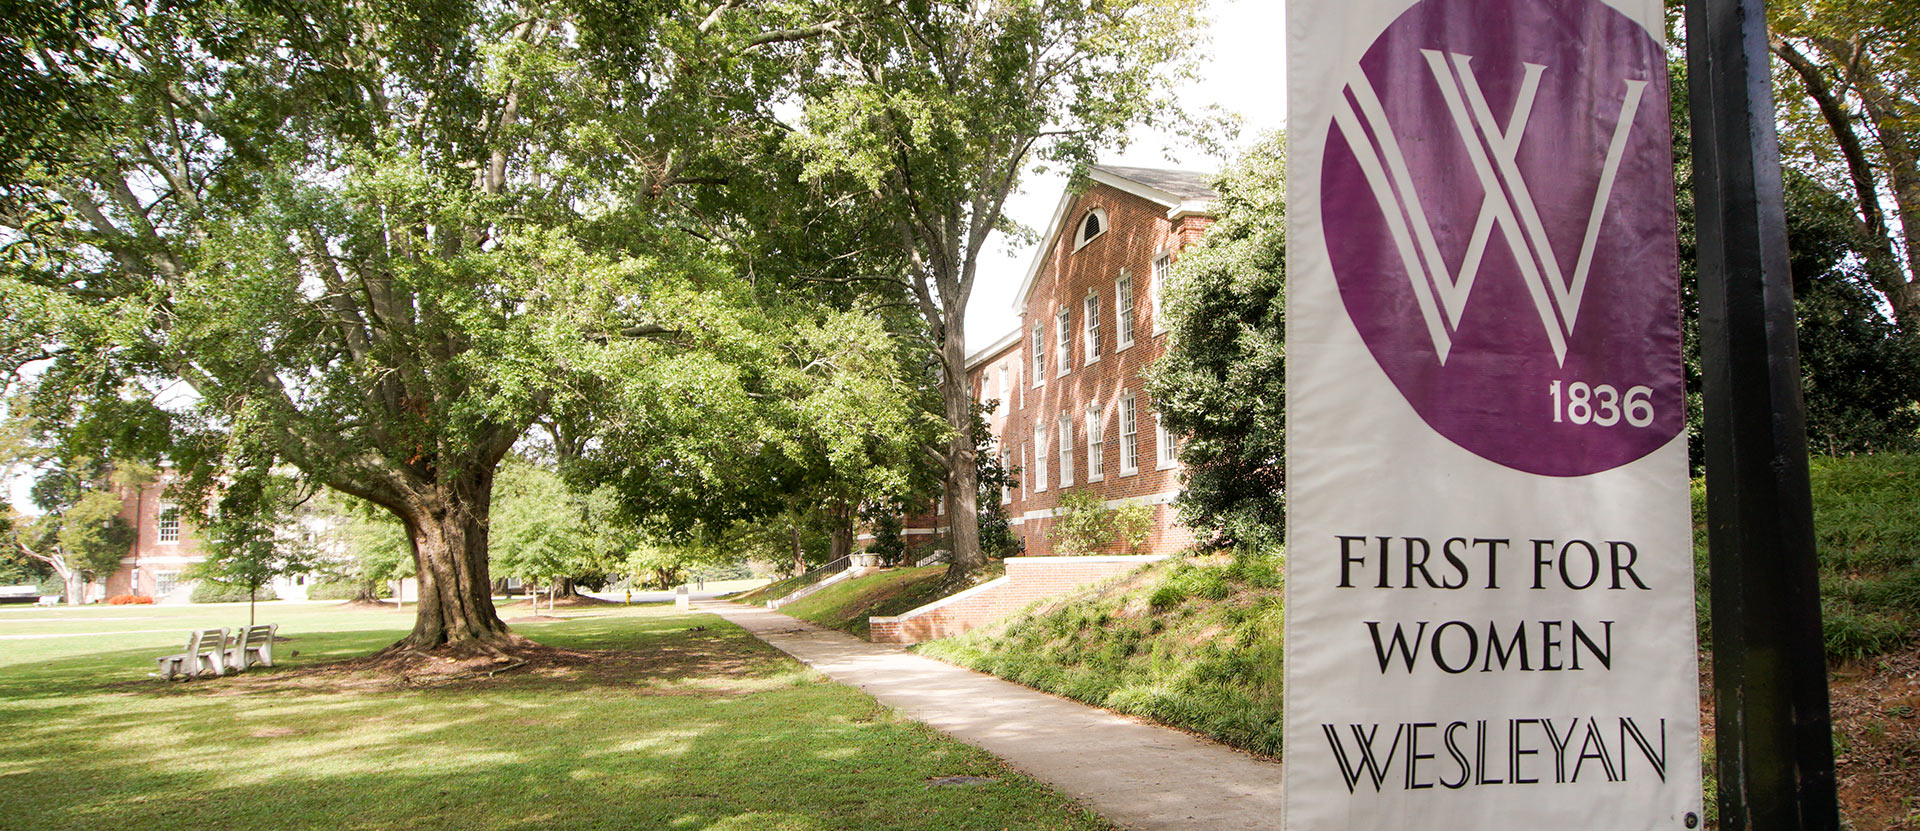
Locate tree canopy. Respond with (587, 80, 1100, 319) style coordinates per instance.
(0, 0, 853, 650)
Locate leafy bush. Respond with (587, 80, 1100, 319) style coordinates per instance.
(1048, 491, 1151, 555)
(105, 595, 154, 605)
(189, 580, 279, 604)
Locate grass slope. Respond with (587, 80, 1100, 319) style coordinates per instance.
(1694, 453, 1920, 659)
(769, 566, 950, 639)
(0, 603, 1110, 831)
(730, 572, 813, 606)
(919, 554, 1285, 757)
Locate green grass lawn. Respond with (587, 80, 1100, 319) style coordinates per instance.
(0, 602, 1110, 831)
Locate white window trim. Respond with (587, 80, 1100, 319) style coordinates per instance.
(1156, 413, 1180, 470)
(1120, 393, 1140, 476)
(998, 362, 1010, 406)
(1057, 412, 1075, 488)
(1055, 307, 1071, 377)
(156, 503, 182, 545)
(1086, 405, 1105, 482)
(1035, 424, 1049, 493)
(1115, 271, 1135, 352)
(1083, 292, 1101, 364)
(1151, 252, 1172, 335)
(1073, 207, 1109, 251)
(1031, 322, 1045, 387)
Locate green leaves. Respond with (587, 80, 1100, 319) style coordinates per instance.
(1146, 133, 1287, 554)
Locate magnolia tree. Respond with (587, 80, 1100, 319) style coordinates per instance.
(1146, 135, 1288, 553)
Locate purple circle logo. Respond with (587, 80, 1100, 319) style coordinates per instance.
(1323, 0, 1684, 476)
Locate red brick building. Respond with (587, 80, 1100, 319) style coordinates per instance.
(100, 469, 341, 603)
(104, 469, 203, 602)
(906, 165, 1216, 557)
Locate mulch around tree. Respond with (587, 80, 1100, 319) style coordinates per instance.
(143, 625, 768, 698)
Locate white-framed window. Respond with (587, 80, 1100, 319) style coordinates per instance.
(998, 362, 1010, 406)
(1115, 271, 1135, 349)
(981, 373, 992, 407)
(1086, 404, 1105, 481)
(1001, 448, 1013, 505)
(1035, 423, 1049, 492)
(1055, 307, 1071, 376)
(1152, 253, 1172, 334)
(1024, 443, 1032, 497)
(1057, 411, 1074, 487)
(1084, 292, 1101, 363)
(1120, 392, 1140, 475)
(1074, 207, 1108, 250)
(1032, 322, 1045, 384)
(157, 504, 181, 543)
(156, 570, 180, 597)
(1157, 412, 1179, 469)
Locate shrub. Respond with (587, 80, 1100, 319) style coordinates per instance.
(867, 513, 906, 565)
(105, 595, 154, 605)
(1048, 491, 1153, 555)
(189, 580, 279, 604)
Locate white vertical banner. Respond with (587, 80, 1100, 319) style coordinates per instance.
(1282, 0, 1704, 827)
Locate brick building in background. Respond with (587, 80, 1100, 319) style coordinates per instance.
(103, 468, 203, 602)
(904, 165, 1216, 557)
(100, 469, 342, 603)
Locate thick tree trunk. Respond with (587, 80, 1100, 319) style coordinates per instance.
(790, 520, 806, 576)
(828, 499, 856, 563)
(64, 570, 82, 607)
(388, 472, 516, 651)
(939, 321, 984, 588)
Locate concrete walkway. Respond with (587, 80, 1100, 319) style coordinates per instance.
(697, 599, 1284, 831)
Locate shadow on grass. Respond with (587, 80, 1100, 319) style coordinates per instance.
(0, 610, 1110, 831)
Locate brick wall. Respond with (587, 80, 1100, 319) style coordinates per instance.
(105, 472, 205, 600)
(994, 181, 1210, 557)
(869, 554, 1165, 644)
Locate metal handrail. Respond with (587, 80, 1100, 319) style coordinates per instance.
(767, 555, 854, 609)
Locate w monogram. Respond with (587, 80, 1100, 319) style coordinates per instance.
(1332, 52, 1648, 367)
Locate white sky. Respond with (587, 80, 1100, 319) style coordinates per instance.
(963, 0, 1288, 352)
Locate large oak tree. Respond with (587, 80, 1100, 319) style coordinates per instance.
(0, 0, 802, 651)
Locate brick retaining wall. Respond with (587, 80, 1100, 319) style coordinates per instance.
(868, 554, 1165, 645)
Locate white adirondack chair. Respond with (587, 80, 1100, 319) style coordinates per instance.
(155, 628, 229, 680)
(224, 624, 278, 670)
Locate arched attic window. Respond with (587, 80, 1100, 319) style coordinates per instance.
(1074, 207, 1108, 250)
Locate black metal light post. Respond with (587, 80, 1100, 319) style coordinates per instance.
(1684, 0, 1841, 827)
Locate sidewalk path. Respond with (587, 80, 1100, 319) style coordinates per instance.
(697, 599, 1284, 831)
